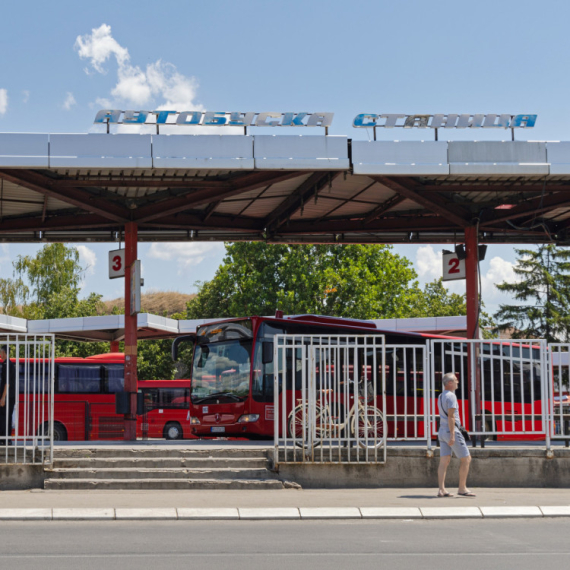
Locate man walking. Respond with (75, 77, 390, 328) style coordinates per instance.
(437, 372, 475, 497)
(0, 345, 16, 445)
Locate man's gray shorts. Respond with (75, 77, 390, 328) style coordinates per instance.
(439, 430, 470, 459)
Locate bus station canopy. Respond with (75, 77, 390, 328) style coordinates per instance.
(0, 314, 467, 341)
(0, 133, 569, 245)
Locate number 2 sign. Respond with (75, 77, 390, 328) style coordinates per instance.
(109, 249, 126, 279)
(442, 251, 466, 281)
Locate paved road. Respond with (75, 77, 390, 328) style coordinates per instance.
(1, 519, 569, 570)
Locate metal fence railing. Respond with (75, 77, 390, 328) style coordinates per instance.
(274, 334, 386, 465)
(429, 339, 549, 448)
(548, 344, 570, 444)
(385, 345, 429, 444)
(1, 334, 55, 465)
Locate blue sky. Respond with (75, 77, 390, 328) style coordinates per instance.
(0, 0, 566, 313)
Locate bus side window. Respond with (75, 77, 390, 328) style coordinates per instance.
(57, 365, 102, 393)
(105, 364, 125, 393)
(18, 363, 50, 394)
(143, 388, 159, 411)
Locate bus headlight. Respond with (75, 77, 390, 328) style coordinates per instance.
(237, 414, 259, 423)
(189, 417, 201, 425)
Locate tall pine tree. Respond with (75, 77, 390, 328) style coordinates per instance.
(494, 245, 570, 342)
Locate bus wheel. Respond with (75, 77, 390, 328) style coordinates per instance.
(164, 422, 183, 440)
(483, 421, 497, 444)
(38, 422, 67, 441)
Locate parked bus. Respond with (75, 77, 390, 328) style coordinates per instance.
(173, 314, 548, 442)
(1, 353, 193, 441)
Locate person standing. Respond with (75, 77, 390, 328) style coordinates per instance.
(0, 345, 16, 444)
(437, 372, 475, 497)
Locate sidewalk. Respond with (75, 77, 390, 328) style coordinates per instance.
(1, 488, 570, 520)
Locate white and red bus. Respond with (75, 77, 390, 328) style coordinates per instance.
(1, 353, 193, 441)
(173, 315, 546, 441)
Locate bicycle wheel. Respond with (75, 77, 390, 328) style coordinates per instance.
(287, 404, 323, 448)
(352, 407, 385, 449)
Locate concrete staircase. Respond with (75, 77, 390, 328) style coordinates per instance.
(44, 447, 285, 490)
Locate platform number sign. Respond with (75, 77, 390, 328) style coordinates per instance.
(442, 251, 466, 281)
(109, 249, 126, 279)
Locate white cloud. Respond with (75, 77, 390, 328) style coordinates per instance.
(75, 23, 129, 73)
(22, 90, 30, 104)
(148, 242, 224, 272)
(76, 24, 202, 111)
(77, 245, 97, 277)
(74, 24, 234, 135)
(481, 256, 518, 302)
(416, 245, 442, 280)
(63, 92, 76, 110)
(0, 89, 7, 115)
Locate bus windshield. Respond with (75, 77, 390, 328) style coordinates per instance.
(191, 340, 252, 403)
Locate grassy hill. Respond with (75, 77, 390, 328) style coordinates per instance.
(103, 291, 195, 317)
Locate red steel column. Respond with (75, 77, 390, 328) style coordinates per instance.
(110, 340, 120, 353)
(465, 226, 480, 340)
(124, 222, 138, 441)
(465, 225, 481, 440)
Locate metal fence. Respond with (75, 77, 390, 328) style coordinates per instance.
(385, 345, 429, 444)
(548, 344, 570, 443)
(0, 334, 55, 465)
(274, 334, 386, 464)
(429, 339, 549, 447)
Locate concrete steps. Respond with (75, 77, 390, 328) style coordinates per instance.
(52, 457, 268, 469)
(44, 478, 284, 490)
(43, 447, 285, 490)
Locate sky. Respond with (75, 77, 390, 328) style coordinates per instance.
(0, 0, 566, 314)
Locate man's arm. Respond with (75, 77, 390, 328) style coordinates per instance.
(448, 408, 456, 443)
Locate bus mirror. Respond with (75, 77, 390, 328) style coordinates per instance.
(262, 342, 274, 364)
(196, 345, 209, 368)
(172, 335, 196, 361)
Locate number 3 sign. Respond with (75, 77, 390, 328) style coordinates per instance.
(442, 251, 466, 281)
(109, 249, 126, 279)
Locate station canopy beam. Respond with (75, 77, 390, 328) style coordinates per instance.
(0, 134, 568, 245)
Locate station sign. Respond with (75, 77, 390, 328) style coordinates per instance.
(108, 249, 125, 279)
(94, 110, 334, 127)
(442, 251, 466, 282)
(353, 113, 537, 129)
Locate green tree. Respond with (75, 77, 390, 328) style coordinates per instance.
(13, 243, 86, 320)
(409, 278, 466, 318)
(187, 243, 424, 320)
(494, 245, 570, 343)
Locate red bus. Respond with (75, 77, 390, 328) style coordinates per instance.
(138, 379, 194, 440)
(174, 315, 547, 442)
(2, 353, 192, 441)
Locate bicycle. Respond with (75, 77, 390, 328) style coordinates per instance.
(287, 379, 385, 449)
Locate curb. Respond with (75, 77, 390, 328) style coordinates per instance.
(0, 506, 569, 520)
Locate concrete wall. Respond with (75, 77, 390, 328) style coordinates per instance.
(272, 448, 570, 489)
(0, 464, 45, 490)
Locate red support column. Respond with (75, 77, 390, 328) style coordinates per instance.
(110, 340, 120, 353)
(465, 226, 480, 340)
(465, 226, 481, 441)
(124, 222, 138, 441)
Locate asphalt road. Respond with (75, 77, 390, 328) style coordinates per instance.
(0, 519, 569, 570)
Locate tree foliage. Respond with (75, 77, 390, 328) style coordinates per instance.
(187, 243, 425, 319)
(408, 278, 466, 318)
(187, 243, 472, 324)
(494, 245, 570, 343)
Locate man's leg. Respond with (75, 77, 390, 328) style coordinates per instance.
(438, 454, 451, 494)
(458, 455, 471, 493)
